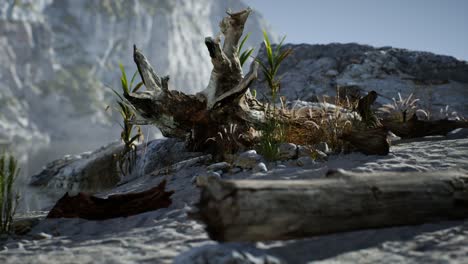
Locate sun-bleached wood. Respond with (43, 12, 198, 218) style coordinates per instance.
(124, 8, 264, 152)
(194, 170, 468, 242)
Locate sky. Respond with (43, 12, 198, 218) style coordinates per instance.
(244, 0, 468, 61)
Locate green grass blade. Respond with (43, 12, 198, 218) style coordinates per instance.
(132, 82, 144, 93)
(238, 32, 251, 53)
(129, 70, 138, 90)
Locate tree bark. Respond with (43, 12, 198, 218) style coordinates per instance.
(382, 114, 468, 139)
(124, 8, 264, 152)
(193, 170, 468, 242)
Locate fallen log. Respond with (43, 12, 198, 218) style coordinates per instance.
(382, 114, 468, 139)
(340, 91, 390, 155)
(194, 170, 468, 242)
(47, 180, 173, 220)
(340, 126, 390, 155)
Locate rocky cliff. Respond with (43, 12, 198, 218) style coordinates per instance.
(0, 0, 274, 158)
(252, 43, 468, 116)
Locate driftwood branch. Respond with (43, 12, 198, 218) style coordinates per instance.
(47, 180, 173, 220)
(382, 114, 468, 139)
(124, 8, 263, 153)
(194, 170, 468, 242)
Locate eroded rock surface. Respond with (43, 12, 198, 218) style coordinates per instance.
(252, 43, 468, 116)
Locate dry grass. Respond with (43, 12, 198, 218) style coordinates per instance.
(279, 94, 360, 153)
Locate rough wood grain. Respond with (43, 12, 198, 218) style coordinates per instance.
(124, 8, 265, 153)
(194, 170, 468, 242)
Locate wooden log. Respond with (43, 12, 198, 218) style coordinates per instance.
(382, 113, 468, 139)
(47, 180, 173, 220)
(194, 170, 468, 242)
(340, 126, 390, 155)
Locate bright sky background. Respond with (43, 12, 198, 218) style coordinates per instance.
(244, 0, 468, 61)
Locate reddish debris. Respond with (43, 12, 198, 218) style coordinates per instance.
(47, 180, 173, 220)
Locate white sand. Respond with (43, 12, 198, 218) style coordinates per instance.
(1, 136, 468, 263)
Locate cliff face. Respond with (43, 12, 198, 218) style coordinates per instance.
(252, 43, 468, 116)
(0, 0, 274, 154)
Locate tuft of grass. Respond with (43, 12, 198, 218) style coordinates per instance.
(205, 124, 249, 159)
(257, 116, 287, 161)
(0, 153, 20, 234)
(238, 33, 255, 67)
(280, 93, 361, 153)
(110, 64, 144, 176)
(378, 93, 422, 122)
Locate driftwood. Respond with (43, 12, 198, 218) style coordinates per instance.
(124, 8, 264, 153)
(194, 170, 468, 242)
(382, 114, 468, 139)
(340, 126, 389, 155)
(47, 180, 173, 220)
(340, 91, 390, 155)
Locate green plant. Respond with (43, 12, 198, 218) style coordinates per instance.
(257, 117, 287, 161)
(111, 64, 144, 176)
(238, 33, 255, 67)
(254, 31, 292, 160)
(0, 153, 20, 234)
(255, 30, 292, 106)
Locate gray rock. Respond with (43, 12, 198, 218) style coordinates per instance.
(253, 162, 268, 173)
(230, 167, 242, 174)
(314, 150, 328, 161)
(315, 142, 330, 154)
(234, 150, 263, 169)
(195, 172, 221, 187)
(29, 141, 124, 194)
(252, 43, 468, 117)
(297, 145, 313, 157)
(278, 143, 297, 160)
(0, 0, 277, 177)
(207, 162, 231, 172)
(296, 156, 316, 167)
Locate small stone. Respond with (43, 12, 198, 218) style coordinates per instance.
(253, 162, 268, 173)
(315, 142, 330, 154)
(278, 143, 297, 160)
(33, 232, 53, 240)
(230, 167, 242, 174)
(206, 162, 231, 172)
(297, 145, 313, 157)
(277, 164, 287, 168)
(314, 150, 328, 161)
(234, 150, 262, 169)
(195, 172, 221, 187)
(297, 156, 315, 167)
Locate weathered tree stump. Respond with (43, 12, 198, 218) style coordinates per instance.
(194, 170, 468, 242)
(124, 8, 264, 153)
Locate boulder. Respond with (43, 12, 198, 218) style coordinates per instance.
(252, 43, 468, 116)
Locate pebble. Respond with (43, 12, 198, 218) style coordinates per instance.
(253, 162, 268, 173)
(278, 143, 297, 160)
(234, 150, 263, 169)
(206, 162, 231, 172)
